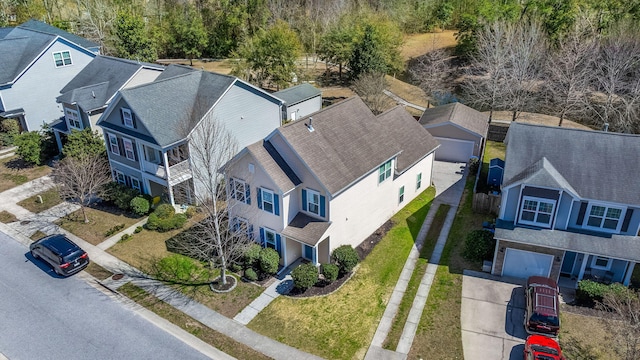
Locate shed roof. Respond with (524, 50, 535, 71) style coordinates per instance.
(418, 102, 488, 138)
(273, 83, 321, 106)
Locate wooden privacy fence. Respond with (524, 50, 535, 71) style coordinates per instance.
(473, 192, 501, 214)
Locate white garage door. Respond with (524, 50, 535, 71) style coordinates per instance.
(434, 137, 475, 163)
(502, 248, 553, 279)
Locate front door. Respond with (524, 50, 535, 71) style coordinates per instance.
(560, 251, 577, 276)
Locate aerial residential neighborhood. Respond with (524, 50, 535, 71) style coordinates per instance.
(1, 1, 639, 360)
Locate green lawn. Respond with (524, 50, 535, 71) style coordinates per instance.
(477, 140, 506, 193)
(0, 210, 18, 223)
(248, 187, 436, 359)
(17, 188, 62, 213)
(0, 156, 51, 193)
(57, 206, 141, 245)
(383, 204, 450, 350)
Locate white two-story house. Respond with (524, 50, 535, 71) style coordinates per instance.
(224, 96, 439, 267)
(492, 123, 640, 287)
(96, 65, 283, 205)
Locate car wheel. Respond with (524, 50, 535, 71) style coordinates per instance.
(31, 250, 40, 259)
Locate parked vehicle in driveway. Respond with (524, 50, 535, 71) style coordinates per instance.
(30, 234, 89, 276)
(524, 276, 560, 336)
(524, 334, 565, 360)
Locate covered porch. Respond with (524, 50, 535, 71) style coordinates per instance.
(279, 212, 331, 269)
(559, 251, 635, 288)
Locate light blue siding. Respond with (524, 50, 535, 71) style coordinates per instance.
(502, 185, 521, 222)
(285, 95, 322, 121)
(554, 192, 574, 230)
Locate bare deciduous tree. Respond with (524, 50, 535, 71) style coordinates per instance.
(598, 288, 640, 360)
(410, 34, 453, 106)
(52, 154, 111, 223)
(74, 0, 116, 52)
(352, 72, 393, 115)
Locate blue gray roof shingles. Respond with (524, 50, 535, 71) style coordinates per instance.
(0, 30, 55, 84)
(503, 123, 640, 205)
(116, 67, 236, 147)
(57, 56, 164, 111)
(18, 19, 99, 49)
(273, 83, 321, 105)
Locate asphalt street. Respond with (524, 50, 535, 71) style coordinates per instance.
(0, 231, 211, 360)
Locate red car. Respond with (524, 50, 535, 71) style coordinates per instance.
(524, 335, 565, 360)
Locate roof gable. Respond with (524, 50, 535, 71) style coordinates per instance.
(18, 19, 99, 49)
(246, 140, 302, 193)
(273, 83, 321, 105)
(0, 30, 54, 85)
(419, 102, 488, 138)
(503, 123, 640, 204)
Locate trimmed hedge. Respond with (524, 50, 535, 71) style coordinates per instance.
(331, 245, 359, 275)
(243, 243, 262, 268)
(244, 268, 258, 281)
(462, 229, 495, 261)
(576, 280, 628, 306)
(146, 204, 187, 232)
(292, 263, 319, 290)
(130, 196, 150, 216)
(102, 182, 139, 210)
(321, 263, 339, 283)
(259, 247, 280, 275)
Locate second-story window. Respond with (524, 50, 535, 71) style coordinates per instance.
(122, 138, 136, 161)
(65, 108, 81, 129)
(108, 133, 120, 155)
(586, 204, 623, 231)
(307, 189, 320, 215)
(53, 51, 72, 67)
(379, 160, 392, 184)
(519, 196, 555, 228)
(229, 178, 250, 205)
(416, 173, 422, 190)
(258, 188, 280, 215)
(122, 108, 134, 128)
(399, 186, 405, 204)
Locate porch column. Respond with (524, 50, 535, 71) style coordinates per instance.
(577, 253, 589, 281)
(53, 130, 63, 153)
(623, 262, 635, 286)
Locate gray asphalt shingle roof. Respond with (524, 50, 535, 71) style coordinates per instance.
(503, 123, 640, 205)
(273, 83, 321, 105)
(0, 29, 54, 85)
(246, 140, 301, 193)
(281, 212, 331, 246)
(57, 56, 164, 112)
(18, 19, 99, 49)
(276, 97, 438, 196)
(418, 102, 488, 138)
(117, 66, 236, 147)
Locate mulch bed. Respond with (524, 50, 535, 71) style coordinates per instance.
(287, 219, 395, 298)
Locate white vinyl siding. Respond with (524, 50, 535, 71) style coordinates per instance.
(378, 160, 392, 184)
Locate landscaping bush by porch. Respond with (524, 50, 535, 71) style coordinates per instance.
(462, 229, 495, 261)
(146, 204, 187, 232)
(576, 280, 628, 306)
(331, 245, 359, 275)
(292, 263, 319, 290)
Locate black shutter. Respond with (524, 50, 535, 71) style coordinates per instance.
(621, 209, 634, 232)
(132, 140, 138, 161)
(119, 108, 124, 125)
(117, 137, 125, 157)
(576, 202, 588, 225)
(132, 112, 137, 128)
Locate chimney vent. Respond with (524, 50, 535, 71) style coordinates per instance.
(307, 117, 314, 132)
(603, 123, 609, 132)
(91, 90, 96, 98)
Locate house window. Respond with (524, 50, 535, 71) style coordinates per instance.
(260, 188, 274, 213)
(229, 178, 250, 204)
(591, 256, 612, 271)
(519, 196, 555, 228)
(307, 189, 320, 215)
(264, 228, 277, 249)
(232, 217, 252, 238)
(123, 138, 136, 161)
(416, 173, 422, 190)
(586, 204, 624, 231)
(53, 51, 72, 67)
(122, 108, 134, 128)
(379, 160, 392, 184)
(65, 108, 81, 129)
(131, 178, 141, 192)
(399, 186, 405, 203)
(114, 170, 126, 185)
(108, 133, 120, 155)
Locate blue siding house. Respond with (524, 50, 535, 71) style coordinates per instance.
(0, 20, 99, 131)
(492, 123, 640, 287)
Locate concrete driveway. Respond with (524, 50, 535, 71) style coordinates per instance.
(461, 271, 528, 360)
(432, 160, 467, 206)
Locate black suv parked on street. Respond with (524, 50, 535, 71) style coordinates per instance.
(30, 234, 89, 276)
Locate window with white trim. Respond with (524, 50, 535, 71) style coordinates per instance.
(264, 228, 277, 249)
(591, 256, 612, 271)
(307, 189, 320, 215)
(519, 196, 556, 228)
(123, 138, 136, 161)
(65, 108, 81, 129)
(416, 173, 422, 190)
(261, 188, 274, 214)
(131, 178, 141, 192)
(122, 108, 134, 128)
(399, 186, 405, 203)
(230, 178, 249, 204)
(378, 159, 392, 184)
(586, 204, 624, 231)
(108, 133, 120, 155)
(53, 51, 72, 67)
(114, 170, 125, 185)
(232, 217, 251, 238)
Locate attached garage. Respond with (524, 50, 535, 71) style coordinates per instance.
(502, 248, 553, 279)
(418, 102, 488, 163)
(434, 137, 475, 163)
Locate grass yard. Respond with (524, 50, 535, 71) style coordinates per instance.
(84, 262, 114, 281)
(248, 187, 435, 359)
(119, 283, 271, 360)
(17, 189, 62, 213)
(0, 210, 18, 223)
(57, 206, 141, 246)
(560, 310, 619, 359)
(400, 30, 458, 61)
(409, 178, 491, 360)
(0, 156, 51, 193)
(477, 140, 507, 193)
(30, 231, 48, 240)
(383, 204, 450, 350)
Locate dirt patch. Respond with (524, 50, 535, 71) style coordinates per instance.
(287, 220, 395, 298)
(401, 30, 458, 61)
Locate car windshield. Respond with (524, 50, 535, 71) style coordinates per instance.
(63, 250, 85, 263)
(531, 313, 559, 327)
(530, 344, 559, 355)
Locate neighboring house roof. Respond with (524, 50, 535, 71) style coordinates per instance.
(18, 19, 99, 49)
(0, 27, 12, 39)
(418, 102, 488, 138)
(503, 123, 640, 205)
(274, 97, 438, 196)
(273, 83, 321, 105)
(57, 55, 164, 112)
(108, 66, 236, 147)
(154, 63, 198, 81)
(0, 29, 55, 85)
(246, 140, 302, 193)
(281, 212, 331, 246)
